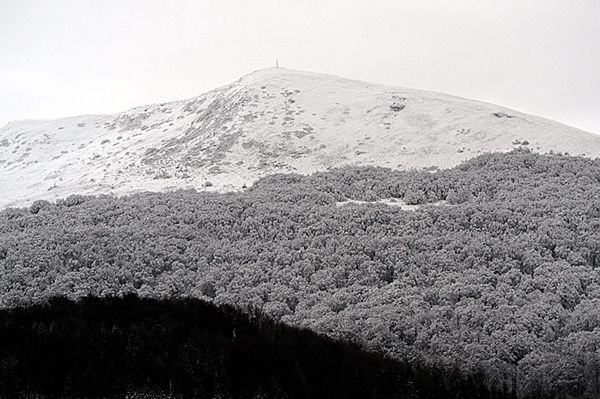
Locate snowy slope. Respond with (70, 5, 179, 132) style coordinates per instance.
(2, 67, 600, 208)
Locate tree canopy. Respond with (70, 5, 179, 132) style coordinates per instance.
(1, 149, 600, 398)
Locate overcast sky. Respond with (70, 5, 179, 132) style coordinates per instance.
(2, 0, 599, 133)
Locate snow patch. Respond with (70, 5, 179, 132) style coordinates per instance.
(335, 198, 448, 211)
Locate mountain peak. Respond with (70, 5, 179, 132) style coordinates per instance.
(1, 70, 600, 208)
(239, 66, 291, 79)
(236, 67, 378, 90)
(239, 67, 324, 79)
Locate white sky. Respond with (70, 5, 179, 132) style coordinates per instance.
(1, 0, 599, 133)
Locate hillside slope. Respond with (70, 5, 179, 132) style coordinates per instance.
(2, 151, 600, 398)
(2, 68, 600, 208)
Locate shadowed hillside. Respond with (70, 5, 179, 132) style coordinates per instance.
(0, 296, 504, 399)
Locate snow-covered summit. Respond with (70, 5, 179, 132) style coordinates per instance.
(2, 67, 600, 208)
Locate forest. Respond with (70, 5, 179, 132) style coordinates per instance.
(0, 295, 503, 399)
(1, 149, 600, 398)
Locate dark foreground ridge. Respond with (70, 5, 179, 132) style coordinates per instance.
(0, 295, 505, 399)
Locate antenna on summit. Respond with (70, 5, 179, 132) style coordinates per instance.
(276, 59, 279, 68)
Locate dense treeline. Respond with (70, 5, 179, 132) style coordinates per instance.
(1, 150, 600, 398)
(0, 295, 503, 399)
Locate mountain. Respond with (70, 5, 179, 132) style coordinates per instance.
(2, 67, 600, 208)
